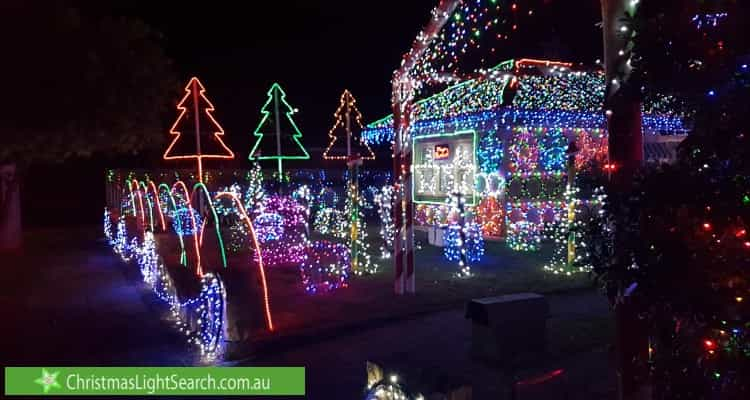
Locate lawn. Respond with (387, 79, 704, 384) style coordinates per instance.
(225, 227, 596, 350)
(107, 217, 598, 358)
(3, 225, 608, 364)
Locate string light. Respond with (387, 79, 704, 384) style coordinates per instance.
(130, 179, 146, 228)
(364, 60, 688, 146)
(172, 181, 202, 274)
(508, 127, 539, 172)
(539, 128, 568, 171)
(172, 206, 204, 237)
(192, 182, 228, 266)
(188, 274, 227, 363)
(322, 90, 375, 161)
(478, 129, 503, 173)
(163, 77, 235, 181)
(147, 181, 167, 231)
(692, 13, 728, 29)
(300, 241, 350, 294)
(475, 171, 505, 196)
(253, 212, 285, 243)
(159, 183, 187, 266)
(113, 215, 133, 261)
(413, 130, 478, 205)
(214, 192, 274, 331)
(506, 220, 543, 251)
(139, 181, 155, 232)
(157, 183, 172, 217)
(254, 195, 309, 267)
(226, 221, 247, 254)
(313, 207, 346, 237)
(248, 83, 310, 179)
(444, 192, 483, 277)
(543, 186, 607, 275)
(214, 183, 243, 217)
(406, 1, 531, 86)
(111, 228, 227, 362)
(506, 171, 566, 201)
(212, 183, 249, 254)
(374, 185, 395, 259)
(103, 208, 113, 245)
(415, 203, 453, 226)
(343, 182, 376, 275)
(244, 162, 266, 213)
(316, 186, 340, 211)
(444, 223, 485, 268)
(475, 196, 503, 237)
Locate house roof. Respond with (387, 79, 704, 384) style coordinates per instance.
(363, 59, 688, 145)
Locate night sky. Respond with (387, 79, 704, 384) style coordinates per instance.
(1, 0, 603, 225)
(97, 0, 603, 152)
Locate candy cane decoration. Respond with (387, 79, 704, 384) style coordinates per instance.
(173, 181, 203, 276)
(192, 182, 228, 269)
(147, 181, 166, 231)
(159, 183, 187, 266)
(392, 0, 461, 294)
(215, 192, 275, 332)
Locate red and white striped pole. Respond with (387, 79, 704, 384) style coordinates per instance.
(393, 77, 417, 295)
(391, 0, 460, 295)
(392, 79, 406, 295)
(403, 99, 416, 293)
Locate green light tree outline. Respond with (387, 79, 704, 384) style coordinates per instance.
(248, 83, 310, 180)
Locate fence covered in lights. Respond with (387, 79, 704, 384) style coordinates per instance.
(363, 59, 688, 256)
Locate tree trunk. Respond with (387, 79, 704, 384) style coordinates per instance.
(0, 163, 22, 253)
(602, 0, 643, 181)
(601, 1, 648, 399)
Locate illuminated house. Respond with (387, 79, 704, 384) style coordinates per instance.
(362, 59, 688, 244)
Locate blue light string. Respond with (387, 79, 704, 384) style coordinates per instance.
(364, 107, 688, 145)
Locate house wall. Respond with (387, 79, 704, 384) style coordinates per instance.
(412, 120, 608, 244)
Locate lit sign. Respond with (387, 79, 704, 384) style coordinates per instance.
(434, 144, 450, 160)
(413, 130, 477, 206)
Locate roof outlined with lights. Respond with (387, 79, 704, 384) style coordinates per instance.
(363, 59, 688, 145)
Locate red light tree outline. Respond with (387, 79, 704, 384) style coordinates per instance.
(164, 77, 234, 181)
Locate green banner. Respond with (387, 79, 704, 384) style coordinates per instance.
(4, 367, 305, 396)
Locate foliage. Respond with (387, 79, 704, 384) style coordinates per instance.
(0, 2, 178, 164)
(597, 0, 750, 303)
(592, 1, 750, 397)
(627, 0, 748, 114)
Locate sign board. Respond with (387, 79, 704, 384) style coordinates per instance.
(412, 130, 477, 205)
(434, 144, 451, 160)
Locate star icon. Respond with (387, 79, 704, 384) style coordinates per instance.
(34, 369, 61, 394)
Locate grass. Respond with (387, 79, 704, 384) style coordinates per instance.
(547, 314, 613, 357)
(2, 225, 611, 372)
(13, 224, 598, 350)
(200, 226, 597, 351)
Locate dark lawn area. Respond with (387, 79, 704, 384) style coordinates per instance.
(257, 233, 594, 341)
(0, 225, 613, 399)
(151, 223, 596, 354)
(2, 224, 599, 360)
